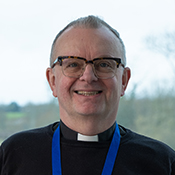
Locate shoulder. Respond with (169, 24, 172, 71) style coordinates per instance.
(118, 125, 175, 174)
(120, 125, 175, 159)
(1, 122, 58, 155)
(0, 122, 59, 174)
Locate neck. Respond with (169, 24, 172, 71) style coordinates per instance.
(61, 118, 116, 136)
(60, 113, 117, 136)
(59, 106, 118, 136)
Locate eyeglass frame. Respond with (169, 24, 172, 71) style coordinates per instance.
(51, 56, 125, 79)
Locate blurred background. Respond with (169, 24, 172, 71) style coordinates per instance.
(0, 0, 175, 149)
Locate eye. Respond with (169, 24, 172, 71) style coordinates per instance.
(68, 62, 78, 67)
(97, 61, 113, 69)
(63, 58, 84, 71)
(64, 59, 80, 68)
(99, 62, 110, 67)
(94, 60, 116, 73)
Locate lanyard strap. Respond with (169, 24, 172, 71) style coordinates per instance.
(52, 123, 120, 175)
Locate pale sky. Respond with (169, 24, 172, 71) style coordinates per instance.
(0, 0, 175, 105)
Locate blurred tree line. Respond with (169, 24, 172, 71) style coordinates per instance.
(117, 90, 175, 149)
(0, 101, 59, 141)
(0, 91, 175, 149)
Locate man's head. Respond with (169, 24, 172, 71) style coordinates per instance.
(46, 16, 131, 135)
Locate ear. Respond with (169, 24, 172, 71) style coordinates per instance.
(121, 67, 131, 96)
(46, 68, 57, 97)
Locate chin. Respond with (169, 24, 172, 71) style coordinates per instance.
(76, 109, 103, 118)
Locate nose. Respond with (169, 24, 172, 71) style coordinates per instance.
(79, 64, 98, 83)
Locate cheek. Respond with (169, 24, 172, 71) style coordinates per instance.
(106, 76, 122, 100)
(55, 75, 76, 99)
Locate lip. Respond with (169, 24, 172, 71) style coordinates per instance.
(74, 90, 102, 96)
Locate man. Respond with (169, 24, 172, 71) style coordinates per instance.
(0, 15, 175, 175)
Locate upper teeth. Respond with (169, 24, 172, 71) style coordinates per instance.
(76, 91, 100, 96)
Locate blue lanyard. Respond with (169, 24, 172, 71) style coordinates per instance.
(52, 123, 120, 175)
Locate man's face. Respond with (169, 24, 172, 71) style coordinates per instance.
(47, 26, 130, 131)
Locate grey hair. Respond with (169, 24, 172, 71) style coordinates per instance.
(50, 15, 126, 66)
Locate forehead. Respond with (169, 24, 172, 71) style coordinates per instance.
(52, 26, 123, 60)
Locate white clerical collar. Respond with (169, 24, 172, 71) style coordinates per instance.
(77, 133, 99, 142)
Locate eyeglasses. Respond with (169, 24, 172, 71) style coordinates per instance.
(51, 56, 124, 79)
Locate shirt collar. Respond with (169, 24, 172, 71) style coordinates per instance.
(60, 120, 116, 142)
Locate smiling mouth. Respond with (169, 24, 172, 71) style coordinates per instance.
(75, 91, 102, 96)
